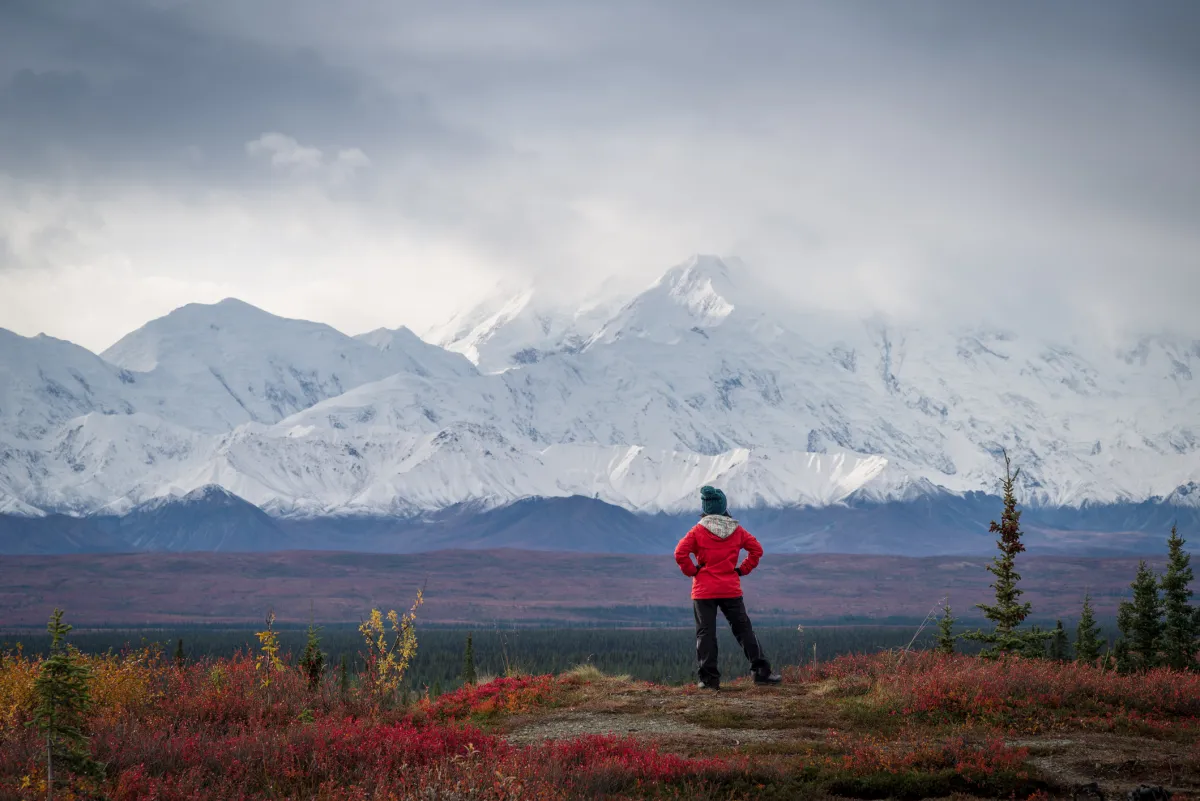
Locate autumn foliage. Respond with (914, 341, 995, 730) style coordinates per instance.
(2, 640, 1199, 799)
(791, 649, 1200, 735)
(0, 646, 727, 800)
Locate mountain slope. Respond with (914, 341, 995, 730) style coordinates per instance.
(1, 256, 1197, 550)
(0, 512, 127, 554)
(101, 298, 472, 432)
(354, 325, 478, 378)
(425, 285, 625, 373)
(116, 484, 289, 551)
(0, 328, 139, 442)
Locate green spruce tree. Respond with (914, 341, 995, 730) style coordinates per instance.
(339, 653, 350, 698)
(1116, 559, 1163, 672)
(1112, 638, 1132, 674)
(936, 602, 956, 655)
(174, 638, 185, 668)
(961, 452, 1052, 657)
(29, 609, 103, 797)
(298, 621, 326, 692)
(1074, 592, 1103, 665)
(1048, 620, 1069, 661)
(432, 679, 442, 698)
(1160, 524, 1198, 671)
(461, 633, 477, 685)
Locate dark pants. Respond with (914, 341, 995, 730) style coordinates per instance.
(694, 596, 771, 685)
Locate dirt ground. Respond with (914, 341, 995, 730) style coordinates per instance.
(499, 676, 1198, 800)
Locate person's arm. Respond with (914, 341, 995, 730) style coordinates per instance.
(674, 530, 700, 577)
(735, 528, 764, 576)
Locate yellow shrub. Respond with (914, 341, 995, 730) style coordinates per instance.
(0, 648, 38, 729)
(208, 664, 228, 693)
(256, 610, 285, 705)
(87, 648, 160, 723)
(359, 589, 424, 705)
(0, 645, 162, 732)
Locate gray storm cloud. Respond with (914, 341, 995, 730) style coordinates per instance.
(0, 0, 1198, 351)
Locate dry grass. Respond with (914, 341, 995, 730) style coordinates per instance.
(561, 663, 632, 684)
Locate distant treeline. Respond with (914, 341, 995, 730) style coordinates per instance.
(3, 623, 1120, 691)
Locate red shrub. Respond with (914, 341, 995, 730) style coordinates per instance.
(824, 730, 1029, 780)
(1, 654, 732, 800)
(546, 734, 729, 783)
(791, 651, 1200, 733)
(423, 674, 560, 722)
(87, 722, 731, 800)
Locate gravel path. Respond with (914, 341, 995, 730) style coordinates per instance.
(504, 710, 779, 746)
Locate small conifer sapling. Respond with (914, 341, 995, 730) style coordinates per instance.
(936, 602, 956, 655)
(1113, 638, 1132, 674)
(1075, 592, 1103, 664)
(1048, 620, 1069, 661)
(29, 609, 103, 798)
(299, 619, 326, 692)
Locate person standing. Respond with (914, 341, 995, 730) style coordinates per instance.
(674, 485, 783, 690)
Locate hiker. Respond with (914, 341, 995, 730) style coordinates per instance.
(674, 485, 782, 690)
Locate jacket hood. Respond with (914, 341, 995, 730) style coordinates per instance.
(699, 514, 739, 540)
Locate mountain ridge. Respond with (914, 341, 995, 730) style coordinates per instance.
(2, 254, 1198, 553)
(4, 489, 1197, 556)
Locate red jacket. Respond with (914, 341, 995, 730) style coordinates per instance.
(674, 515, 763, 599)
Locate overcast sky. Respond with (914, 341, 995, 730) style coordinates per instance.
(1, 0, 1198, 352)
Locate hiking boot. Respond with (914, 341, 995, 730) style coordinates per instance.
(696, 680, 720, 691)
(753, 671, 782, 685)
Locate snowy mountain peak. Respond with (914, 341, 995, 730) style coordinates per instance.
(662, 253, 738, 287)
(136, 484, 245, 512)
(589, 254, 769, 347)
(422, 256, 761, 370)
(102, 298, 342, 373)
(432, 288, 537, 367)
(181, 484, 242, 504)
(93, 298, 476, 432)
(659, 254, 738, 321)
(353, 326, 478, 378)
(426, 285, 624, 373)
(356, 325, 419, 351)
(1166, 482, 1200, 508)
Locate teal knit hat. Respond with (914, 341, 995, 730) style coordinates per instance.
(700, 485, 728, 516)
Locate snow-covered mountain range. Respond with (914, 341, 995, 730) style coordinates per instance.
(1, 255, 1198, 553)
